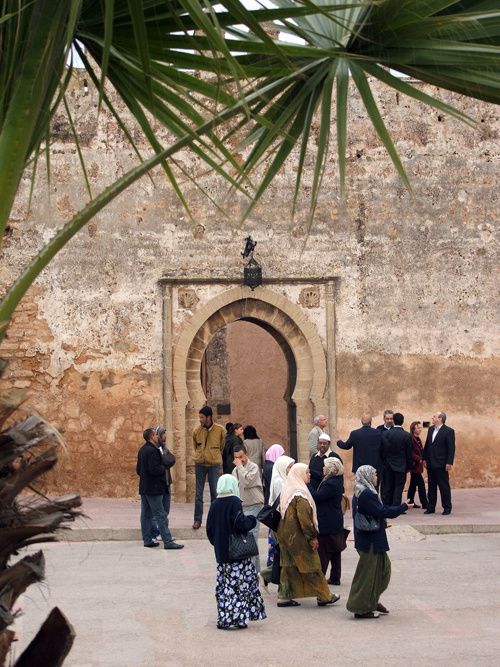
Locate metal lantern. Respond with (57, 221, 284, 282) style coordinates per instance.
(244, 256, 262, 290)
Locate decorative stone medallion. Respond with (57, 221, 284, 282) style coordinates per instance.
(299, 286, 320, 308)
(178, 288, 199, 310)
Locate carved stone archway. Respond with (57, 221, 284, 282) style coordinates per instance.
(161, 281, 337, 502)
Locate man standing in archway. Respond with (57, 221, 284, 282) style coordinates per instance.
(192, 405, 225, 529)
(308, 415, 328, 458)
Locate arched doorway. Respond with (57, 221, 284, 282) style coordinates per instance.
(167, 285, 330, 502)
(202, 317, 297, 457)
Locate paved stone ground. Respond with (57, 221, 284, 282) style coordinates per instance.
(69, 487, 500, 541)
(13, 533, 500, 667)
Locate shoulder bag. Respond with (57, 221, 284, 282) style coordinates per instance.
(354, 511, 380, 532)
(257, 495, 281, 531)
(228, 513, 259, 562)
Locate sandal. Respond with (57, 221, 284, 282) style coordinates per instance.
(277, 599, 301, 607)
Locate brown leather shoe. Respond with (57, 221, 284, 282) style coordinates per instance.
(192, 520, 201, 529)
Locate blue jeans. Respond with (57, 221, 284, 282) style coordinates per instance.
(194, 464, 220, 523)
(141, 493, 173, 546)
(151, 491, 171, 540)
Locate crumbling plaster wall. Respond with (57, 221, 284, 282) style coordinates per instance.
(0, 72, 498, 496)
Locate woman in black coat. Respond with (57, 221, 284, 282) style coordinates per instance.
(346, 465, 407, 619)
(206, 474, 267, 630)
(310, 457, 347, 586)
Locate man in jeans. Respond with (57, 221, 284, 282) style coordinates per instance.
(192, 405, 225, 529)
(136, 428, 184, 549)
(232, 443, 264, 573)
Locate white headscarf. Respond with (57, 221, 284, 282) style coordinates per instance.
(279, 462, 318, 530)
(354, 465, 378, 498)
(217, 474, 240, 498)
(269, 455, 295, 505)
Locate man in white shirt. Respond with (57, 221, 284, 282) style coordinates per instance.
(423, 411, 455, 515)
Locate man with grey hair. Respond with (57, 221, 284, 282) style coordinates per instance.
(337, 413, 382, 475)
(308, 414, 328, 458)
(376, 409, 394, 432)
(423, 411, 455, 515)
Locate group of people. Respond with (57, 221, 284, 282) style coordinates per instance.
(333, 408, 456, 515)
(136, 404, 456, 629)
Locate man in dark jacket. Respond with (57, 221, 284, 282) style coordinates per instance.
(308, 434, 342, 490)
(337, 414, 382, 475)
(376, 409, 394, 433)
(136, 428, 184, 549)
(380, 413, 413, 506)
(423, 411, 455, 515)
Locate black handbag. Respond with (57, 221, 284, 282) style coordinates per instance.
(354, 511, 380, 532)
(257, 496, 281, 531)
(228, 530, 259, 562)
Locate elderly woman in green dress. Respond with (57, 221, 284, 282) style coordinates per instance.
(276, 462, 340, 608)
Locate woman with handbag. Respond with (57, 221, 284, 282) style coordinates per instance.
(277, 463, 340, 608)
(310, 457, 348, 586)
(347, 465, 408, 619)
(206, 474, 267, 630)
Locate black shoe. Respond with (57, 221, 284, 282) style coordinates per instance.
(144, 542, 160, 548)
(277, 599, 301, 607)
(412, 504, 421, 509)
(164, 542, 184, 549)
(442, 509, 451, 515)
(424, 509, 435, 514)
(354, 611, 380, 619)
(317, 594, 340, 607)
(327, 579, 341, 586)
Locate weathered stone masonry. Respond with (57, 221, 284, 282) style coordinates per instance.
(0, 73, 498, 498)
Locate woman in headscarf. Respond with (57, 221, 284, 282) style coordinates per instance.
(206, 474, 267, 630)
(276, 463, 340, 608)
(346, 465, 408, 619)
(311, 457, 348, 586)
(260, 454, 294, 588)
(263, 444, 285, 505)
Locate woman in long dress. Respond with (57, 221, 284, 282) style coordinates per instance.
(347, 465, 407, 619)
(206, 474, 267, 629)
(277, 463, 340, 608)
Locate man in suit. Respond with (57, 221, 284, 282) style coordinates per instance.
(308, 433, 342, 490)
(380, 412, 413, 506)
(423, 411, 455, 515)
(376, 409, 394, 433)
(336, 413, 382, 475)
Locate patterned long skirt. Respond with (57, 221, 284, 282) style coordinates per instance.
(215, 559, 267, 629)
